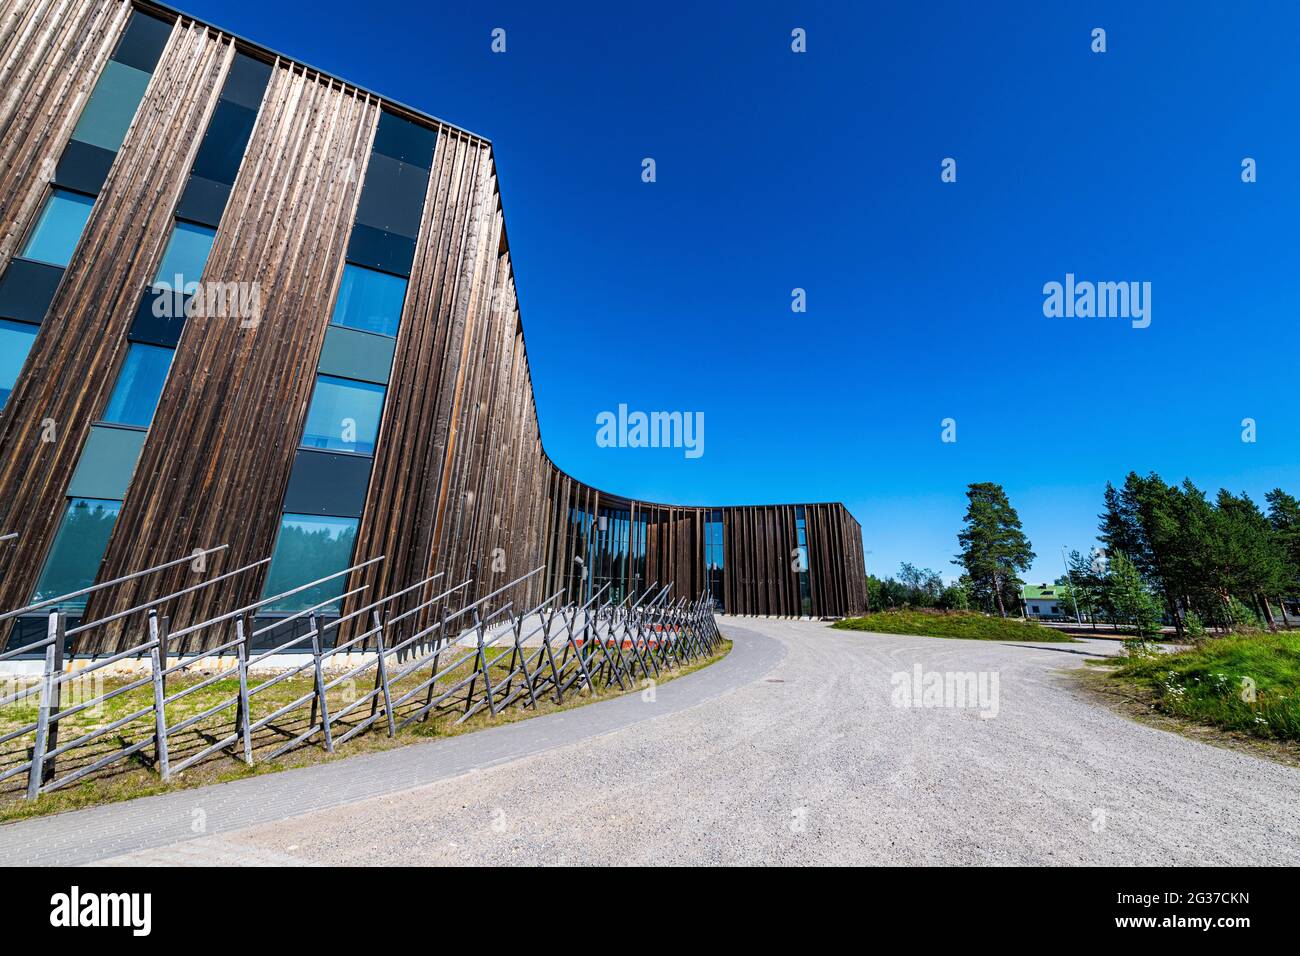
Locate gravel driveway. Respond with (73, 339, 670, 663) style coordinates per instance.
(8, 617, 1300, 866)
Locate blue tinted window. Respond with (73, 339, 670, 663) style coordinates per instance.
(0, 320, 38, 410)
(330, 264, 407, 337)
(261, 513, 359, 612)
(301, 375, 385, 455)
(103, 343, 173, 427)
(19, 189, 94, 267)
(152, 221, 216, 290)
(31, 498, 122, 611)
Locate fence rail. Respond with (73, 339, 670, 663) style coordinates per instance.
(0, 555, 722, 801)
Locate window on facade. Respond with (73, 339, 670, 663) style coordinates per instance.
(19, 189, 94, 267)
(795, 507, 812, 616)
(705, 509, 725, 611)
(301, 374, 385, 455)
(69, 59, 154, 154)
(152, 220, 216, 290)
(190, 99, 259, 187)
(566, 507, 592, 602)
(30, 498, 122, 611)
(330, 263, 407, 337)
(0, 319, 38, 410)
(261, 513, 359, 612)
(102, 342, 174, 427)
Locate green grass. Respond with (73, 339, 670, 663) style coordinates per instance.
(1104, 632, 1300, 740)
(832, 609, 1073, 642)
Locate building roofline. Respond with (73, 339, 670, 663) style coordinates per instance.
(132, 0, 863, 532)
(133, 0, 489, 143)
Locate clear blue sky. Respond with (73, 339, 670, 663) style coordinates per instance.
(178, 0, 1300, 585)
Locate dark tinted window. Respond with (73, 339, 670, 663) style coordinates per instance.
(354, 153, 427, 239)
(111, 11, 172, 72)
(372, 112, 437, 169)
(0, 258, 64, 325)
(221, 53, 272, 110)
(190, 100, 258, 186)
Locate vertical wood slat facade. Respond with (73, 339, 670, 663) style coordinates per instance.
(0, 0, 867, 652)
(0, 0, 129, 267)
(87, 61, 382, 631)
(0, 10, 232, 618)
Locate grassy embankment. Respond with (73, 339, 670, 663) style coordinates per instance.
(832, 609, 1073, 642)
(1100, 631, 1300, 741)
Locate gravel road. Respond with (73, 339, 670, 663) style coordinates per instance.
(84, 618, 1300, 866)
(7, 617, 1299, 866)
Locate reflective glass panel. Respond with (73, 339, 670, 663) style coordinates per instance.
(300, 375, 385, 455)
(19, 190, 94, 267)
(102, 343, 173, 427)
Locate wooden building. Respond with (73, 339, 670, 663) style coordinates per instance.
(0, 0, 867, 650)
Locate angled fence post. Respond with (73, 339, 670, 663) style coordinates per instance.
(539, 603, 564, 703)
(372, 610, 396, 737)
(42, 612, 66, 784)
(422, 602, 449, 722)
(593, 600, 628, 690)
(510, 613, 539, 709)
(235, 617, 253, 765)
(502, 615, 520, 702)
(26, 611, 64, 799)
(148, 611, 170, 780)
(308, 613, 334, 753)
(471, 607, 498, 717)
(557, 601, 594, 696)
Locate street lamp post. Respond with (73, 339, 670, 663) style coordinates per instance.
(1061, 546, 1084, 626)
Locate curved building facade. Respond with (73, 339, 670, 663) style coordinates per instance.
(0, 0, 866, 649)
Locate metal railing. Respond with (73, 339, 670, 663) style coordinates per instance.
(0, 555, 723, 801)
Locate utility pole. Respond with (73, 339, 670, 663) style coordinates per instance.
(1061, 546, 1083, 626)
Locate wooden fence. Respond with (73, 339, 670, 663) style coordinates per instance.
(0, 550, 722, 801)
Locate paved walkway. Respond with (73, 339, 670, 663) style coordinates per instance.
(5, 618, 1299, 865)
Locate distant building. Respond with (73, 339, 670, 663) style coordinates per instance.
(1022, 584, 1067, 620)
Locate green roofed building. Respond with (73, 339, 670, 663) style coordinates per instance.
(1022, 584, 1067, 620)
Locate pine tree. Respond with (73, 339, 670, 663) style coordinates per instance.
(1265, 489, 1300, 598)
(953, 482, 1035, 617)
(1213, 490, 1290, 625)
(1098, 478, 1144, 567)
(1105, 552, 1163, 638)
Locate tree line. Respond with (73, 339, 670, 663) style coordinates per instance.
(1073, 472, 1300, 636)
(867, 476, 1300, 635)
